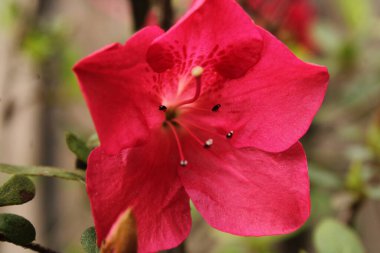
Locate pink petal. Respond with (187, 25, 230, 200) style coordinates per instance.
(86, 128, 191, 253)
(146, 0, 263, 79)
(73, 26, 165, 154)
(179, 137, 310, 235)
(184, 26, 328, 153)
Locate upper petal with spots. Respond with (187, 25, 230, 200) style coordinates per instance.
(74, 26, 165, 154)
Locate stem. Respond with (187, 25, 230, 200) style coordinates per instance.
(161, 0, 174, 30)
(0, 237, 60, 253)
(129, 0, 151, 31)
(22, 242, 60, 253)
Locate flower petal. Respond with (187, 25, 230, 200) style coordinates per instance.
(185, 26, 328, 153)
(179, 138, 310, 236)
(87, 128, 191, 253)
(73, 26, 165, 154)
(146, 0, 263, 79)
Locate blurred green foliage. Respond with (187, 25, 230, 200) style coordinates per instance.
(0, 0, 20, 27)
(21, 23, 80, 99)
(314, 218, 365, 253)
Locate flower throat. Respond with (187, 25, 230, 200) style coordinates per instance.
(159, 66, 233, 167)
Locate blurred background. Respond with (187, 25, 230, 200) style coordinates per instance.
(0, 0, 379, 252)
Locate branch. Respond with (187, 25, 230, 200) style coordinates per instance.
(0, 163, 85, 183)
(0, 235, 60, 253)
(22, 242, 60, 253)
(129, 0, 151, 31)
(161, 0, 174, 30)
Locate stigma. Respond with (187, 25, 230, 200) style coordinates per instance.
(191, 66, 204, 77)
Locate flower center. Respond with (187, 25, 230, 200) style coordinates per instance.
(159, 66, 234, 167)
(165, 108, 177, 121)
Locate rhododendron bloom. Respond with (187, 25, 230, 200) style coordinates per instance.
(74, 0, 329, 252)
(248, 0, 317, 50)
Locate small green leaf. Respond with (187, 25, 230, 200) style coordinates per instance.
(0, 213, 36, 245)
(81, 227, 99, 253)
(66, 132, 91, 163)
(345, 161, 365, 194)
(0, 163, 85, 183)
(313, 218, 365, 253)
(87, 134, 100, 149)
(0, 175, 35, 207)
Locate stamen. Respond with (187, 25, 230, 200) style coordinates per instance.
(176, 66, 204, 107)
(212, 104, 221, 112)
(226, 130, 234, 139)
(180, 160, 188, 167)
(159, 105, 167, 111)
(167, 122, 187, 167)
(180, 119, 224, 138)
(204, 138, 213, 148)
(174, 121, 204, 147)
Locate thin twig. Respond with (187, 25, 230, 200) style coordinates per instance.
(22, 242, 60, 253)
(161, 0, 174, 30)
(0, 238, 60, 253)
(129, 0, 151, 31)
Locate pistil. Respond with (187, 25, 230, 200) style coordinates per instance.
(175, 66, 204, 107)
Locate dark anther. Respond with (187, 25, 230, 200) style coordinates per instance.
(226, 131, 234, 139)
(212, 104, 221, 112)
(159, 105, 167, 111)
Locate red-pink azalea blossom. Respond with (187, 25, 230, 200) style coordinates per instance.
(248, 0, 317, 50)
(74, 0, 329, 252)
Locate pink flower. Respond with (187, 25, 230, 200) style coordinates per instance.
(248, 0, 317, 50)
(73, 0, 329, 252)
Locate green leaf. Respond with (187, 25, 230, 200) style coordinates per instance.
(0, 163, 85, 183)
(0, 175, 35, 207)
(81, 227, 99, 253)
(66, 132, 91, 163)
(313, 218, 365, 253)
(0, 213, 36, 245)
